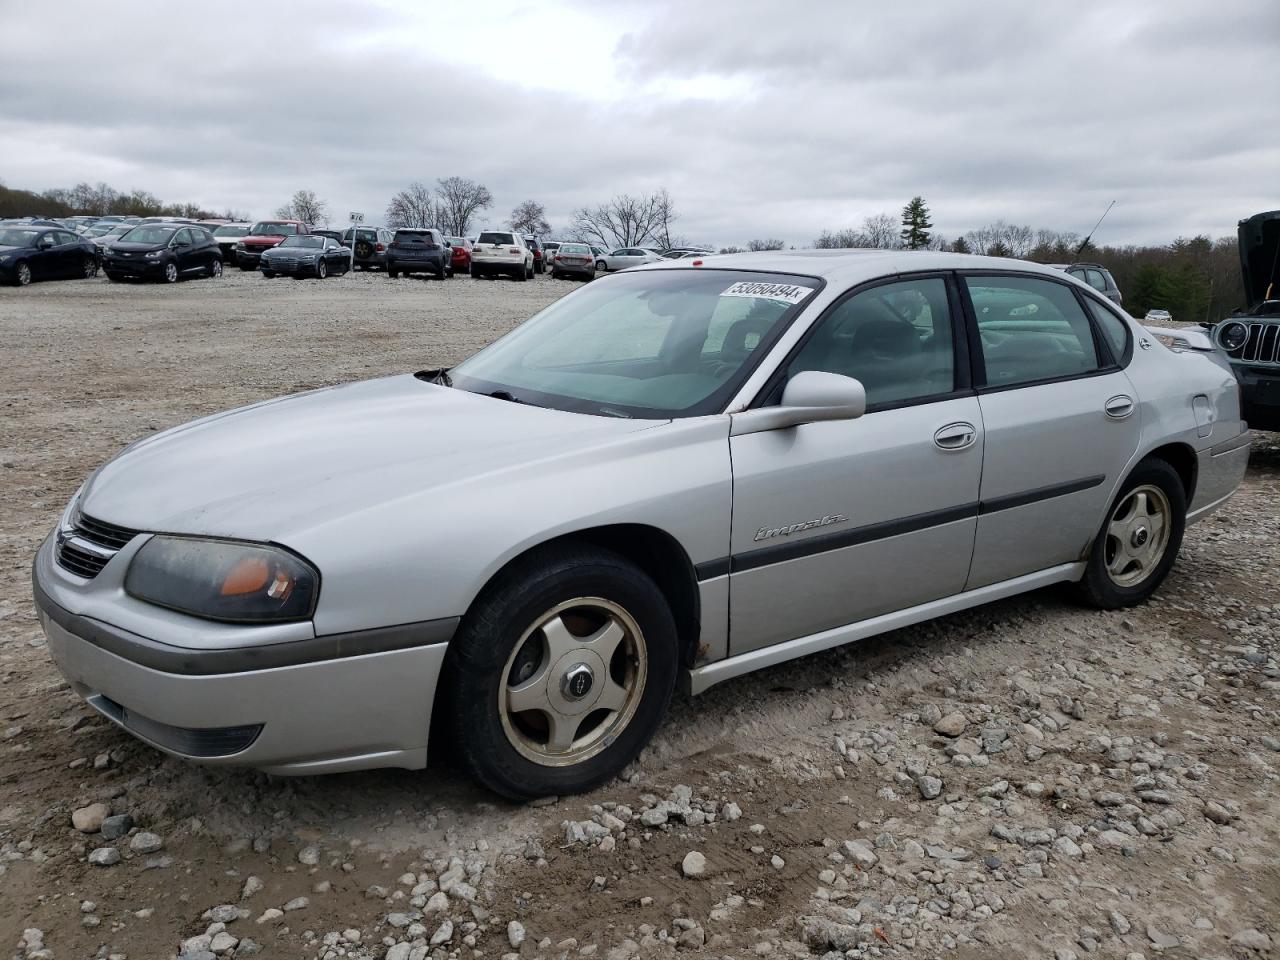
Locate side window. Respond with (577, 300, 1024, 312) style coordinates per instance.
(1083, 296, 1130, 363)
(56, 231, 77, 245)
(966, 276, 1100, 387)
(1085, 269, 1108, 292)
(173, 229, 191, 246)
(786, 277, 956, 408)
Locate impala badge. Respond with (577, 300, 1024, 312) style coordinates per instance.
(754, 514, 848, 542)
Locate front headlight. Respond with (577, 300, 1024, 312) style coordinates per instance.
(125, 536, 318, 623)
(0, 254, 11, 263)
(144, 250, 163, 259)
(1217, 320, 1249, 353)
(235, 242, 246, 250)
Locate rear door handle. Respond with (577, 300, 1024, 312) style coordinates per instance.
(1105, 395, 1135, 420)
(934, 422, 977, 451)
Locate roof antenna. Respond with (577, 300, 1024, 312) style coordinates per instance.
(1074, 200, 1116, 260)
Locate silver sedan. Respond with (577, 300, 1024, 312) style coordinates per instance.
(33, 251, 1250, 797)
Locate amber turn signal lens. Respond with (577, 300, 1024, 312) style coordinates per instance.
(220, 556, 271, 596)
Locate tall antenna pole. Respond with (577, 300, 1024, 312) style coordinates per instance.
(1074, 200, 1117, 260)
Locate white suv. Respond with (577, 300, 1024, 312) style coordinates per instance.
(471, 231, 534, 281)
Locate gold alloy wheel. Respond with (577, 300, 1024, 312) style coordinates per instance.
(1104, 483, 1172, 588)
(498, 597, 647, 767)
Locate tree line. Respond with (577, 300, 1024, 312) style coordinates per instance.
(3, 175, 1248, 322)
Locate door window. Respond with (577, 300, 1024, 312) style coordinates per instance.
(966, 276, 1099, 387)
(173, 228, 192, 246)
(785, 277, 957, 408)
(1082, 296, 1130, 363)
(1085, 269, 1108, 292)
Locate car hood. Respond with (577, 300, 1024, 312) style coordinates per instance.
(1238, 210, 1280, 309)
(107, 241, 166, 254)
(78, 375, 660, 542)
(242, 234, 290, 245)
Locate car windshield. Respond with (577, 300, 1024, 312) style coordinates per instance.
(250, 222, 298, 236)
(214, 225, 249, 237)
(279, 236, 323, 248)
(121, 225, 177, 244)
(449, 269, 820, 418)
(478, 232, 515, 245)
(0, 228, 39, 247)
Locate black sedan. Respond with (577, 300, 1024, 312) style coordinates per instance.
(102, 225, 223, 283)
(259, 235, 351, 279)
(0, 225, 100, 286)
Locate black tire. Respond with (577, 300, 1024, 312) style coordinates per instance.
(208, 259, 223, 278)
(316, 259, 327, 280)
(515, 266, 527, 282)
(238, 262, 253, 271)
(551, 270, 562, 280)
(435, 261, 446, 280)
(13, 261, 32, 286)
(442, 544, 678, 799)
(262, 270, 276, 279)
(388, 268, 399, 279)
(596, 260, 606, 271)
(471, 265, 482, 279)
(1074, 457, 1186, 609)
(105, 271, 122, 283)
(163, 261, 179, 284)
(82, 256, 98, 279)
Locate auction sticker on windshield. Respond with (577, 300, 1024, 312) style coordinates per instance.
(721, 280, 811, 304)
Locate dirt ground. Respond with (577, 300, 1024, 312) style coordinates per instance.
(1, 269, 1277, 960)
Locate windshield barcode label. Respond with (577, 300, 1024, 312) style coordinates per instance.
(721, 281, 810, 304)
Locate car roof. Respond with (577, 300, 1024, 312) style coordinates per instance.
(637, 249, 1082, 286)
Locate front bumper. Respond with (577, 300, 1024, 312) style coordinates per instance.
(103, 257, 166, 278)
(1234, 365, 1280, 431)
(32, 532, 454, 775)
(236, 249, 271, 267)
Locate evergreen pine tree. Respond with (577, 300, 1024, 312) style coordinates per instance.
(900, 196, 933, 250)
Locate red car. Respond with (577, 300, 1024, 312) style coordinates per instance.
(235, 220, 309, 270)
(448, 237, 473, 272)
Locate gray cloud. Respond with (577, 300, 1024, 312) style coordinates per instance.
(1, 0, 1276, 247)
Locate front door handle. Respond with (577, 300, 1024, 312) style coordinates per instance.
(1105, 395, 1135, 420)
(934, 422, 977, 451)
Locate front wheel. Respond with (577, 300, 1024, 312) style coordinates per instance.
(83, 256, 98, 279)
(208, 259, 223, 278)
(316, 259, 327, 279)
(163, 262, 179, 284)
(14, 262, 32, 286)
(443, 545, 678, 799)
(1074, 458, 1186, 609)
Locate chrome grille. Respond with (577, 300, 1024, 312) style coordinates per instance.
(1241, 321, 1280, 364)
(55, 512, 141, 580)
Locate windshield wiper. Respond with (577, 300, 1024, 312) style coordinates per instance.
(486, 390, 525, 404)
(414, 367, 452, 387)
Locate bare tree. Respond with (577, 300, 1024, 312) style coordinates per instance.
(435, 176, 493, 237)
(570, 190, 679, 248)
(746, 237, 786, 251)
(965, 220, 1034, 258)
(386, 182, 437, 229)
(276, 189, 329, 227)
(508, 200, 550, 236)
(860, 213, 900, 249)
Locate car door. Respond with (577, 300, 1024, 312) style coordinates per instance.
(728, 274, 984, 655)
(54, 231, 82, 276)
(961, 272, 1139, 589)
(29, 231, 60, 279)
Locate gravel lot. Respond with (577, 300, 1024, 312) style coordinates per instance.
(1, 270, 1277, 960)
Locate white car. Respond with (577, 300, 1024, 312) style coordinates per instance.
(599, 247, 664, 271)
(471, 231, 534, 281)
(1144, 309, 1173, 324)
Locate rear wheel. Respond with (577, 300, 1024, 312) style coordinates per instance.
(105, 272, 122, 283)
(238, 262, 253, 271)
(388, 267, 399, 278)
(208, 259, 223, 278)
(443, 544, 678, 799)
(262, 270, 276, 279)
(435, 260, 446, 280)
(1074, 458, 1186, 609)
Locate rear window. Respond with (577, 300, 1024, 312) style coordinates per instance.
(558, 243, 590, 254)
(478, 232, 516, 245)
(393, 231, 431, 245)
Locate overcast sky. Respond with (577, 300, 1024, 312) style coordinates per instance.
(1, 0, 1276, 247)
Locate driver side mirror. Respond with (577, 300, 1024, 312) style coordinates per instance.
(38, 238, 54, 250)
(730, 371, 866, 436)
